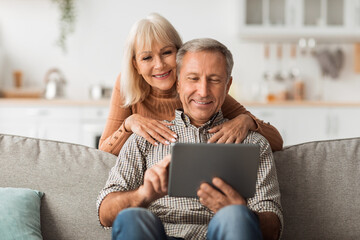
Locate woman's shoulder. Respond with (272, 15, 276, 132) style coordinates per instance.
(115, 73, 121, 90)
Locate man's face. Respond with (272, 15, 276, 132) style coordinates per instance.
(177, 50, 232, 127)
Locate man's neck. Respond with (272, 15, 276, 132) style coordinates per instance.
(181, 110, 222, 128)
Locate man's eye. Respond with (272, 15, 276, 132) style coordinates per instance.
(188, 77, 198, 81)
(210, 79, 221, 83)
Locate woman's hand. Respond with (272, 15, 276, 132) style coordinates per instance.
(124, 114, 177, 146)
(207, 114, 256, 144)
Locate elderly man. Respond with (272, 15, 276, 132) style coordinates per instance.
(97, 38, 283, 240)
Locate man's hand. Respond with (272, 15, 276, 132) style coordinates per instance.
(137, 155, 171, 206)
(197, 177, 246, 213)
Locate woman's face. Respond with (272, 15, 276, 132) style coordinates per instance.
(133, 42, 177, 91)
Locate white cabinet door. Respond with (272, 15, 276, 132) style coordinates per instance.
(247, 106, 288, 143)
(248, 106, 329, 146)
(327, 107, 360, 140)
(79, 107, 109, 148)
(0, 107, 40, 138)
(240, 0, 360, 41)
(0, 106, 81, 144)
(281, 107, 329, 145)
(36, 107, 81, 144)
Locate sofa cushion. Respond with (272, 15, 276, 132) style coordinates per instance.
(274, 137, 360, 240)
(0, 134, 116, 240)
(0, 187, 44, 240)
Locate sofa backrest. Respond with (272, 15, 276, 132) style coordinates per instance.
(274, 137, 360, 240)
(2, 134, 360, 239)
(0, 134, 116, 240)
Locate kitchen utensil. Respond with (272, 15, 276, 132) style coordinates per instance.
(0, 88, 43, 98)
(355, 43, 360, 73)
(44, 68, 66, 99)
(314, 47, 344, 79)
(89, 85, 112, 99)
(13, 70, 23, 88)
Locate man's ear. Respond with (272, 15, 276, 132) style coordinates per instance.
(176, 79, 180, 94)
(226, 76, 233, 94)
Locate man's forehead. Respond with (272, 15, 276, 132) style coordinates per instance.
(180, 51, 227, 74)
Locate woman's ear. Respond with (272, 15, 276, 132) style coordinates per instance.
(133, 58, 140, 74)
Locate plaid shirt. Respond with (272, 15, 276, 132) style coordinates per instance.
(97, 109, 283, 239)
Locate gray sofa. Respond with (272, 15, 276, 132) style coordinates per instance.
(1, 133, 359, 239)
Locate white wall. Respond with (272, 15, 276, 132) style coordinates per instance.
(0, 0, 359, 101)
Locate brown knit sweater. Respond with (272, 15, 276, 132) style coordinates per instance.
(99, 75, 283, 155)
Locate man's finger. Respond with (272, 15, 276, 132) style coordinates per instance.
(212, 178, 237, 198)
(199, 182, 224, 200)
(159, 155, 171, 168)
(147, 170, 162, 193)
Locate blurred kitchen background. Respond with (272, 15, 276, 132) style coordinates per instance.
(0, 0, 360, 148)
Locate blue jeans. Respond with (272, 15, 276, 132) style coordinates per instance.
(112, 205, 263, 240)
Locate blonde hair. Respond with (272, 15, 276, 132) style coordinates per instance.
(120, 13, 183, 107)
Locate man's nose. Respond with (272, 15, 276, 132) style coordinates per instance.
(197, 79, 209, 97)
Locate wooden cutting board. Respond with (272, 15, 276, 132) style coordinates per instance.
(0, 88, 43, 98)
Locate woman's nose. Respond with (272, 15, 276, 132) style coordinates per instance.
(154, 56, 165, 69)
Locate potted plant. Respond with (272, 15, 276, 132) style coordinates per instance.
(53, 0, 76, 52)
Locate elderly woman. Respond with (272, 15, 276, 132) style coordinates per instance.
(99, 13, 283, 156)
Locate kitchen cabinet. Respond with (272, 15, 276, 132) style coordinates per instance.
(247, 104, 360, 146)
(0, 106, 81, 144)
(239, 0, 360, 42)
(326, 107, 360, 139)
(0, 102, 109, 148)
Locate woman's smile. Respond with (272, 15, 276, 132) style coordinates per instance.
(153, 70, 172, 79)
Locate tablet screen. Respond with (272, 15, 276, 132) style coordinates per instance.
(168, 143, 260, 198)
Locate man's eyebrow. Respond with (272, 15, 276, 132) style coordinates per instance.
(208, 74, 222, 78)
(184, 72, 199, 76)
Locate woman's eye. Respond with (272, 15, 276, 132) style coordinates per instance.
(163, 50, 172, 55)
(142, 56, 152, 61)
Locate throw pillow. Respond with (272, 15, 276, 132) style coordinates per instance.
(0, 187, 44, 240)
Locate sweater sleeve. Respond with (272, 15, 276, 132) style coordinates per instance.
(221, 94, 283, 151)
(99, 74, 133, 155)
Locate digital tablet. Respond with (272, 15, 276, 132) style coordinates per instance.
(168, 143, 260, 198)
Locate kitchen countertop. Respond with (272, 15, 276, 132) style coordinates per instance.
(1, 98, 360, 107)
(242, 100, 360, 107)
(0, 98, 111, 106)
